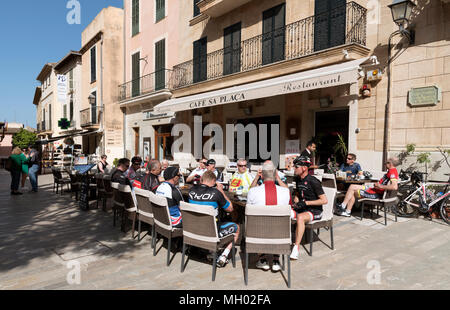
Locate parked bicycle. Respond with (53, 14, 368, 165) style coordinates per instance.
(396, 170, 450, 224)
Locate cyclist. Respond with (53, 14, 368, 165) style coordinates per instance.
(336, 157, 399, 217)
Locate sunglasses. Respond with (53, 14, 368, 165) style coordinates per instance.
(347, 157, 354, 160)
(238, 165, 246, 167)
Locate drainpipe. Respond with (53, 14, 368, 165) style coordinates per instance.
(100, 33, 105, 156)
(123, 1, 127, 158)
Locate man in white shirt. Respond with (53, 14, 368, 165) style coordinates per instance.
(247, 161, 291, 272)
(229, 158, 254, 194)
(186, 158, 207, 184)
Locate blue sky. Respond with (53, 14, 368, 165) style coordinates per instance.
(0, 0, 123, 128)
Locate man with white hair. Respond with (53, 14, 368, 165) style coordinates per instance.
(229, 159, 254, 194)
(160, 159, 170, 179)
(247, 160, 291, 272)
(336, 157, 399, 217)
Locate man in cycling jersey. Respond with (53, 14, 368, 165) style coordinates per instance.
(229, 158, 254, 194)
(156, 167, 185, 228)
(247, 161, 291, 272)
(188, 170, 240, 268)
(133, 159, 164, 193)
(336, 157, 399, 217)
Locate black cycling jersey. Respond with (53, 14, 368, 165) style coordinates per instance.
(188, 184, 231, 222)
(134, 172, 160, 193)
(111, 169, 131, 187)
(294, 174, 325, 212)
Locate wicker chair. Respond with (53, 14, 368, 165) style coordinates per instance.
(149, 191, 183, 266)
(179, 202, 236, 281)
(303, 186, 336, 256)
(95, 173, 105, 209)
(134, 188, 155, 245)
(102, 175, 114, 211)
(359, 189, 398, 226)
(51, 168, 71, 195)
(244, 204, 292, 288)
(69, 172, 81, 200)
(111, 183, 137, 236)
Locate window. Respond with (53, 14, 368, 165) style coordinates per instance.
(155, 0, 165, 22)
(262, 3, 286, 65)
(132, 0, 140, 36)
(193, 37, 207, 83)
(63, 104, 67, 119)
(69, 69, 74, 90)
(155, 39, 165, 90)
(193, 0, 201, 17)
(48, 104, 52, 130)
(131, 52, 140, 97)
(48, 76, 51, 87)
(223, 22, 241, 75)
(90, 46, 97, 83)
(69, 96, 74, 121)
(90, 91, 97, 125)
(314, 0, 346, 52)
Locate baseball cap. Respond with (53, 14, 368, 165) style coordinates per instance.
(293, 156, 312, 168)
(164, 166, 180, 180)
(206, 159, 216, 166)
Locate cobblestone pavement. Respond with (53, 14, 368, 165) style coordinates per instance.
(0, 170, 449, 290)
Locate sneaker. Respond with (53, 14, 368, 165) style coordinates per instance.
(272, 260, 281, 272)
(256, 258, 270, 271)
(335, 203, 345, 213)
(339, 209, 351, 217)
(290, 245, 299, 260)
(216, 255, 228, 268)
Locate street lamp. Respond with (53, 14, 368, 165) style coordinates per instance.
(382, 0, 416, 168)
(388, 0, 416, 30)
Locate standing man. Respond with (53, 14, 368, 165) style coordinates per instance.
(27, 145, 40, 193)
(301, 140, 319, 174)
(229, 159, 254, 194)
(290, 156, 328, 260)
(247, 161, 291, 272)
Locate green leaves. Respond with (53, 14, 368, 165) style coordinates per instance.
(12, 129, 37, 149)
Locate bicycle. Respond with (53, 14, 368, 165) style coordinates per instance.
(396, 170, 450, 224)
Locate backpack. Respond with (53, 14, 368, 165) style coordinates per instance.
(5, 157, 13, 172)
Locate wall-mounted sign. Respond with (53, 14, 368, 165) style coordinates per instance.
(143, 111, 175, 121)
(58, 118, 71, 130)
(408, 86, 441, 107)
(285, 140, 300, 155)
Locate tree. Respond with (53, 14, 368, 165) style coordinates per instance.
(12, 129, 37, 149)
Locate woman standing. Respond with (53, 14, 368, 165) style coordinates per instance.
(97, 155, 109, 173)
(9, 147, 29, 195)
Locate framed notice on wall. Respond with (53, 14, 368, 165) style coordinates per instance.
(285, 140, 300, 155)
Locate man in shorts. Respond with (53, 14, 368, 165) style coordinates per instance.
(336, 157, 399, 217)
(290, 156, 328, 260)
(188, 170, 239, 268)
(156, 167, 185, 228)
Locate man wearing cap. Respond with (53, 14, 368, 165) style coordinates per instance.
(186, 158, 208, 184)
(126, 156, 142, 184)
(206, 159, 224, 183)
(156, 167, 185, 228)
(290, 156, 328, 260)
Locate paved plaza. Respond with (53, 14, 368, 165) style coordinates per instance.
(0, 170, 449, 290)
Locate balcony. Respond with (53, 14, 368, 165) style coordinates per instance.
(173, 2, 367, 90)
(37, 121, 52, 135)
(80, 106, 103, 129)
(118, 69, 173, 105)
(197, 0, 253, 18)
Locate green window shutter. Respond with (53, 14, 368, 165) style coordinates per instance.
(132, 52, 141, 97)
(156, 0, 165, 22)
(155, 39, 166, 90)
(132, 0, 140, 36)
(91, 46, 96, 82)
(63, 105, 67, 119)
(193, 0, 201, 17)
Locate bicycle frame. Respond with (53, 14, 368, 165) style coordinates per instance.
(402, 181, 450, 211)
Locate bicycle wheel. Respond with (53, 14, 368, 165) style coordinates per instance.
(440, 195, 449, 224)
(396, 185, 418, 217)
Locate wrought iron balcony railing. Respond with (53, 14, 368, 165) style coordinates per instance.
(118, 69, 173, 102)
(80, 106, 103, 127)
(172, 1, 366, 89)
(37, 121, 50, 133)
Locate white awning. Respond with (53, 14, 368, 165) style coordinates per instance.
(154, 57, 368, 113)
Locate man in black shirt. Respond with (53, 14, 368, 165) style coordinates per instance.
(188, 170, 239, 268)
(290, 156, 328, 260)
(111, 158, 132, 187)
(300, 140, 319, 174)
(133, 159, 163, 193)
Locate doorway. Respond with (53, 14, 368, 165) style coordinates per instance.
(155, 125, 174, 161)
(314, 109, 349, 167)
(133, 127, 140, 156)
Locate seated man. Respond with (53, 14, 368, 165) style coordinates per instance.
(340, 153, 363, 178)
(229, 158, 254, 194)
(188, 170, 239, 268)
(111, 158, 132, 187)
(247, 161, 291, 272)
(186, 158, 208, 184)
(336, 157, 399, 217)
(206, 159, 224, 182)
(251, 160, 288, 189)
(156, 167, 185, 228)
(133, 159, 164, 193)
(290, 156, 328, 260)
(159, 159, 170, 179)
(126, 156, 142, 184)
